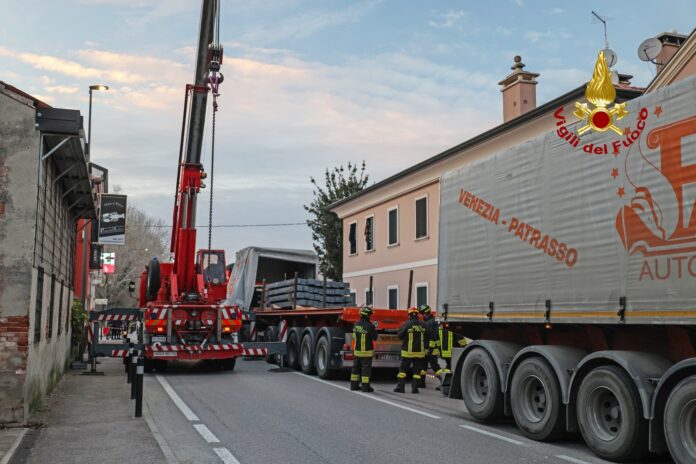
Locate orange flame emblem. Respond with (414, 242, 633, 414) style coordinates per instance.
(574, 51, 627, 135)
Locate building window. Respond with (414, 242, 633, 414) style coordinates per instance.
(364, 215, 374, 251)
(57, 283, 64, 335)
(348, 222, 357, 255)
(387, 286, 398, 309)
(388, 206, 398, 246)
(348, 290, 356, 306)
(415, 196, 428, 239)
(34, 269, 44, 343)
(47, 276, 56, 338)
(364, 288, 373, 306)
(416, 283, 429, 307)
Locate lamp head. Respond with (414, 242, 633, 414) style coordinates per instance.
(89, 85, 109, 91)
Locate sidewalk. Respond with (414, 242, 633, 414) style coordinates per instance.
(7, 358, 167, 464)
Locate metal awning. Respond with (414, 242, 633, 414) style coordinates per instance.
(36, 108, 96, 219)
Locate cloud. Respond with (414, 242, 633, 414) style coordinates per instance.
(45, 85, 79, 94)
(241, 1, 381, 44)
(428, 10, 467, 29)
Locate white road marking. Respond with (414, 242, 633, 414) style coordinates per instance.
(0, 428, 27, 464)
(155, 374, 200, 422)
(296, 373, 441, 419)
(556, 455, 594, 464)
(214, 447, 242, 464)
(460, 425, 525, 445)
(194, 423, 220, 443)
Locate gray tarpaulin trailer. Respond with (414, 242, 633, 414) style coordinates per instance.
(225, 247, 318, 311)
(438, 75, 696, 463)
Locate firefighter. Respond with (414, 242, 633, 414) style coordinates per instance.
(438, 326, 468, 376)
(418, 304, 439, 388)
(394, 307, 426, 394)
(351, 305, 377, 393)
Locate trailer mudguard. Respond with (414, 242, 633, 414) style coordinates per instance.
(566, 351, 672, 432)
(503, 345, 587, 416)
(648, 358, 696, 454)
(448, 340, 523, 400)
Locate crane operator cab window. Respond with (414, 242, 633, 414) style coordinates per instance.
(198, 250, 226, 285)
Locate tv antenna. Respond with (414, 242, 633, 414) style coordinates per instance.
(591, 10, 617, 67)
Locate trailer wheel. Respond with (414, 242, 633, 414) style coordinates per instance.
(460, 347, 503, 420)
(664, 375, 696, 464)
(576, 365, 648, 462)
(315, 336, 336, 379)
(221, 358, 236, 371)
(510, 357, 564, 441)
(265, 326, 279, 364)
(300, 333, 316, 375)
(287, 332, 300, 370)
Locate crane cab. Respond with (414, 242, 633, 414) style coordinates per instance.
(196, 249, 228, 301)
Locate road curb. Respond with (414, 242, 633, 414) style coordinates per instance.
(0, 428, 28, 464)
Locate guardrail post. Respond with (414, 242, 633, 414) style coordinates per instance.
(127, 346, 133, 382)
(135, 356, 144, 418)
(125, 342, 133, 373)
(130, 351, 138, 399)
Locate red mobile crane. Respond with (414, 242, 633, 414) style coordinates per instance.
(137, 0, 248, 371)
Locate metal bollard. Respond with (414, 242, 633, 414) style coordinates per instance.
(127, 352, 134, 384)
(125, 342, 133, 373)
(135, 356, 144, 418)
(130, 352, 138, 399)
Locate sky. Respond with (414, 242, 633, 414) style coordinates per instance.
(1, 0, 694, 262)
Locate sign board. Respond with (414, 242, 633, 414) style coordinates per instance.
(95, 298, 108, 306)
(98, 194, 127, 245)
(89, 243, 103, 269)
(102, 252, 115, 274)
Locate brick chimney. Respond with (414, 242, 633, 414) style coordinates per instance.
(499, 56, 539, 123)
(655, 31, 688, 74)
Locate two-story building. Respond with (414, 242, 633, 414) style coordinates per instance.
(330, 32, 693, 310)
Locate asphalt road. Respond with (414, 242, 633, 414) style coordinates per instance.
(143, 359, 670, 464)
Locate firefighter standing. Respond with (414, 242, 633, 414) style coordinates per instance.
(438, 326, 468, 376)
(419, 304, 439, 388)
(351, 305, 377, 393)
(394, 307, 426, 394)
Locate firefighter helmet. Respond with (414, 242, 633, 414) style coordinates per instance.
(360, 305, 373, 317)
(408, 307, 419, 317)
(418, 304, 432, 316)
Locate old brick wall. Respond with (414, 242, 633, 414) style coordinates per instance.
(0, 85, 74, 423)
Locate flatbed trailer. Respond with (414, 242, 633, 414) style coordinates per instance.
(438, 71, 696, 463)
(245, 306, 409, 378)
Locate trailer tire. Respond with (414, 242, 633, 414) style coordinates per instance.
(510, 357, 564, 441)
(300, 333, 316, 375)
(461, 347, 504, 421)
(265, 326, 279, 364)
(287, 332, 300, 370)
(576, 365, 648, 462)
(664, 375, 696, 464)
(315, 336, 336, 379)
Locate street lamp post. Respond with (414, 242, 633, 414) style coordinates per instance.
(81, 84, 109, 313)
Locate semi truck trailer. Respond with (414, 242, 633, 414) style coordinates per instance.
(439, 73, 696, 463)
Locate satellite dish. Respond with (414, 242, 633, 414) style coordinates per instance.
(603, 48, 618, 67)
(610, 71, 620, 85)
(638, 37, 662, 62)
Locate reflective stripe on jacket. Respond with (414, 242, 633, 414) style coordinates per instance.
(439, 328, 466, 358)
(424, 316, 439, 348)
(397, 319, 426, 358)
(353, 317, 377, 357)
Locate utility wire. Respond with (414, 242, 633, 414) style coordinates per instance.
(138, 222, 307, 228)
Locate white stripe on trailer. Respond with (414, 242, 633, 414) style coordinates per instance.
(111, 349, 128, 357)
(249, 321, 256, 341)
(279, 320, 288, 342)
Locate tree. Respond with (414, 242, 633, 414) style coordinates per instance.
(94, 204, 169, 307)
(305, 161, 369, 280)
